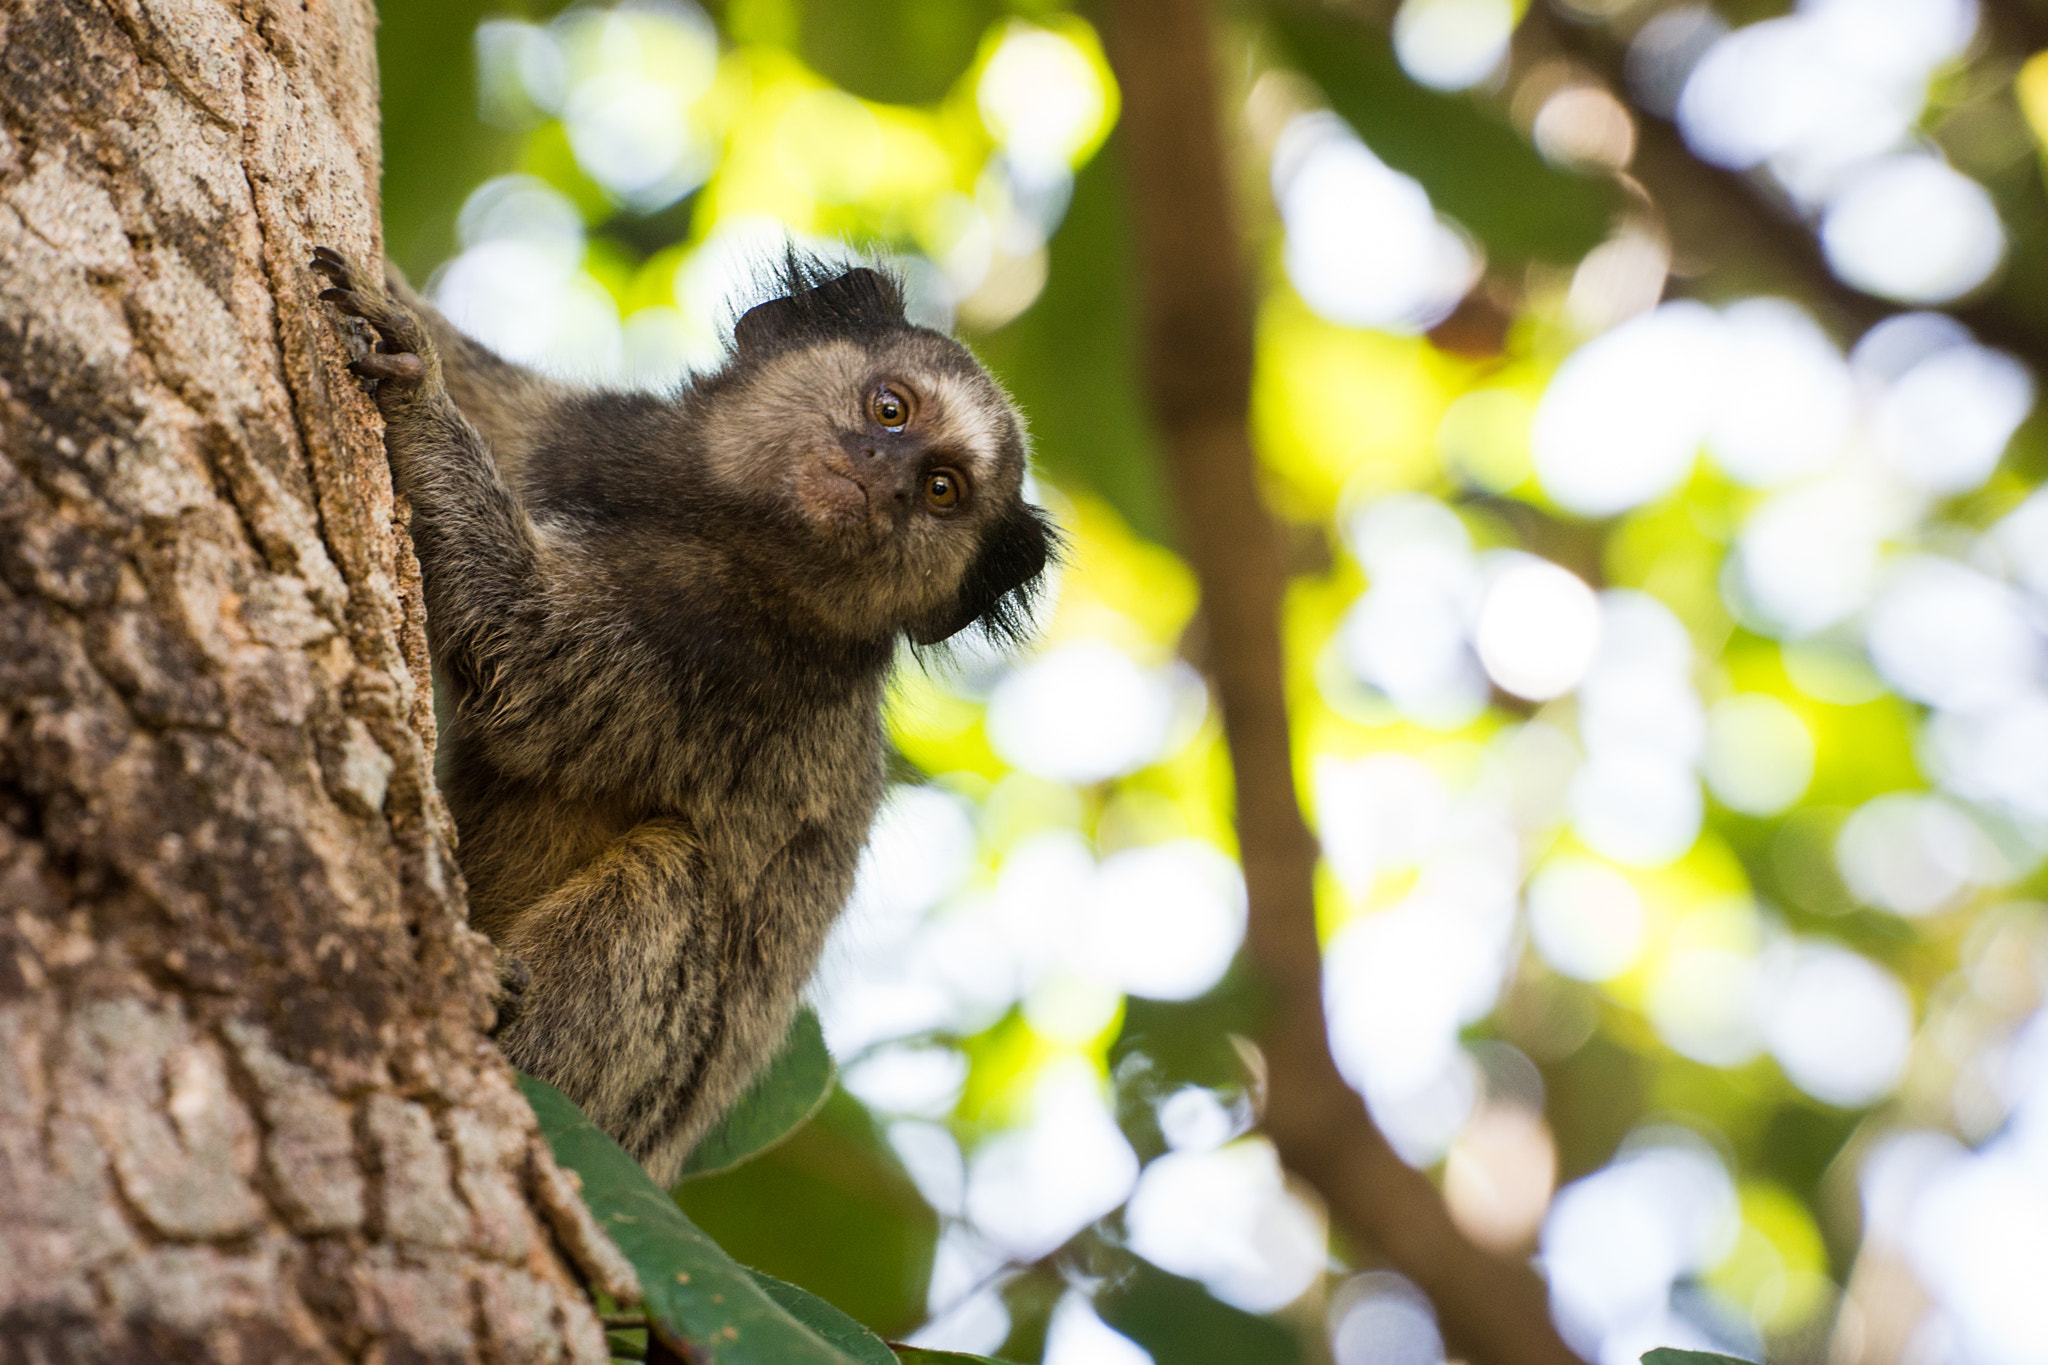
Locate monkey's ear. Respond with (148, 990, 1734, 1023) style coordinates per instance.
(735, 267, 905, 355)
(733, 290, 818, 355)
(911, 503, 1057, 646)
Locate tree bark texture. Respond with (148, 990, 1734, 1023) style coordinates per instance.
(0, 2, 625, 1360)
(1101, 1, 1583, 1362)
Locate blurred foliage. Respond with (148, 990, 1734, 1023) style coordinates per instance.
(970, 143, 1171, 544)
(1096, 1263, 1304, 1364)
(384, 0, 2048, 1360)
(377, 0, 548, 275)
(770, 0, 1003, 105)
(1267, 12, 1619, 266)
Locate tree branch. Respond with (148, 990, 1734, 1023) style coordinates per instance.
(1100, 2, 1581, 1362)
(1531, 5, 2048, 369)
(1980, 0, 2048, 60)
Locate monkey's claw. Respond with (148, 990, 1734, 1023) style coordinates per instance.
(309, 244, 351, 282)
(311, 246, 428, 387)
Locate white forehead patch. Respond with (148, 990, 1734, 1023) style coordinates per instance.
(920, 370, 1008, 480)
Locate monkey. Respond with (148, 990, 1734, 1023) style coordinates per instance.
(310, 245, 1055, 1185)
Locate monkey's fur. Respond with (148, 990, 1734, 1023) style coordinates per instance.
(311, 247, 1053, 1183)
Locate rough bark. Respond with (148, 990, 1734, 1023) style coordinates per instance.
(0, 2, 615, 1359)
(1100, 1, 1583, 1362)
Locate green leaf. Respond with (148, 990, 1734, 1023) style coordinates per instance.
(888, 1350, 1020, 1365)
(1641, 1351, 1761, 1365)
(1265, 11, 1617, 265)
(1096, 1263, 1302, 1365)
(683, 1006, 836, 1178)
(748, 1270, 899, 1365)
(677, 1088, 939, 1339)
(517, 1072, 858, 1365)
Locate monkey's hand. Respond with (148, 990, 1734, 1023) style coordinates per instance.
(311, 247, 544, 705)
(489, 952, 532, 1039)
(310, 246, 440, 406)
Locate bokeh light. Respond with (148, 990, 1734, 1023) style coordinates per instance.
(1125, 1139, 1327, 1312)
(1822, 156, 2005, 306)
(1084, 841, 1247, 1000)
(1530, 302, 1721, 516)
(1542, 1133, 1742, 1359)
(1526, 856, 1646, 982)
(965, 1060, 1140, 1261)
(1870, 336, 2035, 493)
(1762, 942, 1913, 1107)
(1336, 495, 1490, 727)
(978, 21, 1116, 179)
(437, 176, 625, 380)
(1474, 555, 1601, 701)
(1651, 944, 1765, 1067)
(1274, 114, 1477, 333)
(1044, 1294, 1153, 1365)
(1443, 1101, 1558, 1251)
(1702, 695, 1814, 817)
(1329, 1273, 1446, 1365)
(1836, 793, 1999, 918)
(1392, 0, 1515, 92)
(1731, 476, 1899, 637)
(1707, 299, 1853, 488)
(559, 12, 719, 210)
(986, 642, 1193, 784)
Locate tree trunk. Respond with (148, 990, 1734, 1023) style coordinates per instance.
(0, 2, 621, 1359)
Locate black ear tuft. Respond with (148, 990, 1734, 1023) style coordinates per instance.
(911, 502, 1061, 647)
(733, 250, 907, 357)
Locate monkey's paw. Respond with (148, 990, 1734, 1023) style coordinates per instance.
(489, 952, 532, 1039)
(311, 245, 430, 388)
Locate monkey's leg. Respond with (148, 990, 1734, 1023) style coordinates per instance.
(489, 818, 725, 1175)
(311, 249, 547, 687)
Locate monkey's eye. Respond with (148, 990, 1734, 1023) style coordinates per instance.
(924, 469, 964, 512)
(870, 385, 912, 431)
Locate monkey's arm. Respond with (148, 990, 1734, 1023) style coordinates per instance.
(312, 249, 549, 700)
(380, 262, 572, 475)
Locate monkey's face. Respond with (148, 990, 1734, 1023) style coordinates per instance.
(733, 338, 1006, 538)
(704, 279, 1053, 645)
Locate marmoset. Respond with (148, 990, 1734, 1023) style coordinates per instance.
(312, 246, 1053, 1183)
